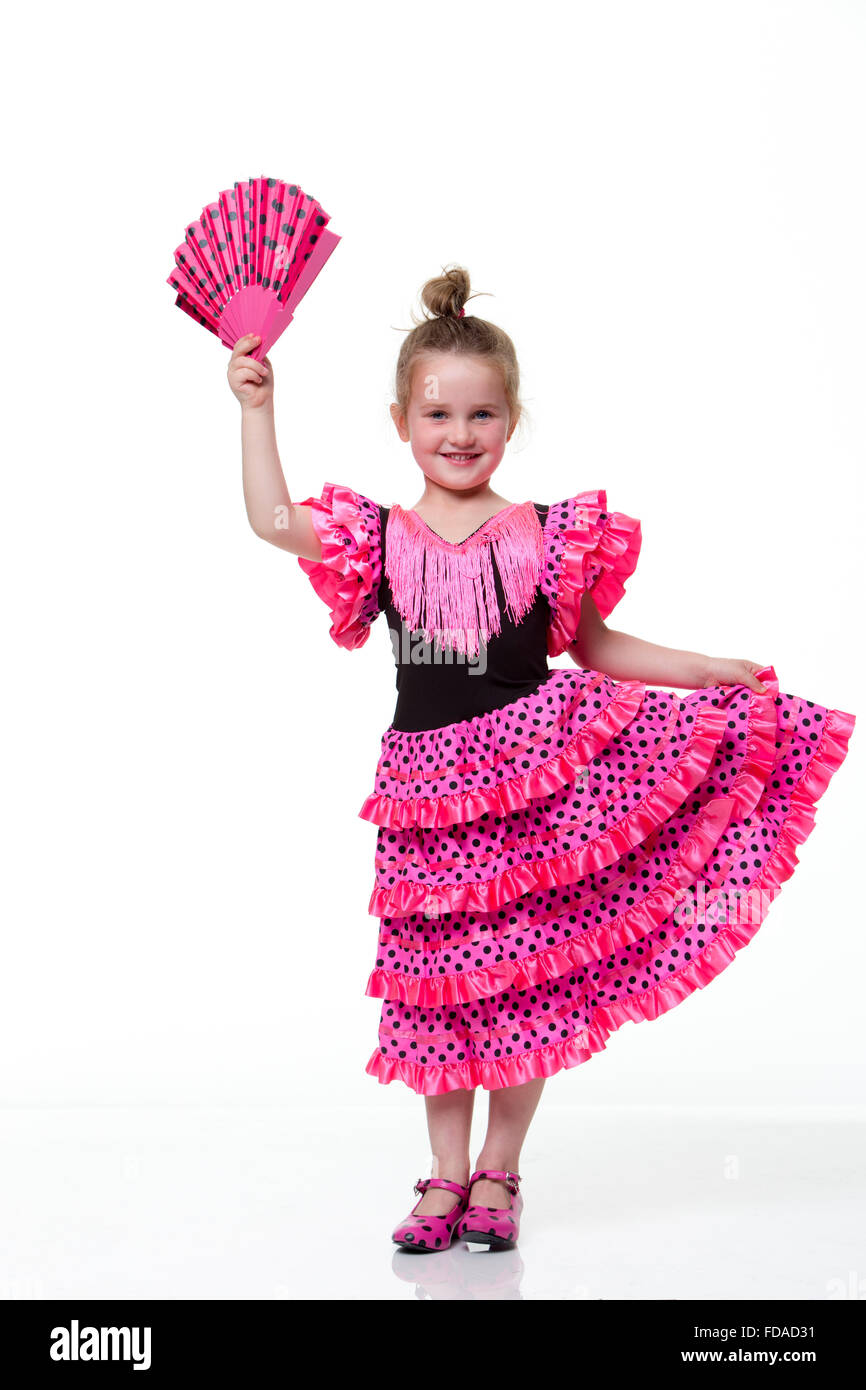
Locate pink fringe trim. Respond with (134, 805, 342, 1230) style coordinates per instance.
(357, 681, 646, 828)
(368, 701, 739, 918)
(296, 483, 373, 650)
(385, 502, 543, 659)
(365, 706, 855, 1093)
(547, 491, 642, 658)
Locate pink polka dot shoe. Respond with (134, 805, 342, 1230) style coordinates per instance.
(391, 1177, 470, 1253)
(457, 1169, 523, 1250)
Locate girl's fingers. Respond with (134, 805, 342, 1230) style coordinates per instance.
(229, 336, 264, 364)
(231, 355, 268, 374)
(235, 367, 264, 385)
(743, 663, 767, 692)
(747, 661, 768, 686)
(711, 659, 768, 693)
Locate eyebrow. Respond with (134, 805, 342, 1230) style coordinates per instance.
(422, 402, 501, 409)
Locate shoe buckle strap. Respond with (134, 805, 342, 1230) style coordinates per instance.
(471, 1168, 521, 1194)
(414, 1176, 468, 1197)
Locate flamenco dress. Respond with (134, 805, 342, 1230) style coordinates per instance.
(297, 483, 856, 1095)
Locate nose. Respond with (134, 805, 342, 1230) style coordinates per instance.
(448, 424, 475, 447)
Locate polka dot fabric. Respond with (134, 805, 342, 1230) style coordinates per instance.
(366, 672, 854, 1092)
(358, 669, 647, 828)
(367, 678, 738, 919)
(541, 490, 642, 656)
(296, 483, 382, 649)
(296, 483, 856, 1094)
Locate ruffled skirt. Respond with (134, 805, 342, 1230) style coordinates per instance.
(358, 665, 855, 1094)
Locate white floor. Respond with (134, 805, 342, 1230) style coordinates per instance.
(0, 1104, 863, 1301)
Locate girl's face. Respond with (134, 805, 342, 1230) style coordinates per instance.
(390, 352, 516, 494)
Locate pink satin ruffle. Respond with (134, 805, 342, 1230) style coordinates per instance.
(365, 672, 782, 1002)
(297, 482, 375, 650)
(547, 490, 642, 658)
(367, 700, 740, 919)
(358, 676, 646, 829)
(365, 796, 733, 1007)
(364, 701, 855, 1096)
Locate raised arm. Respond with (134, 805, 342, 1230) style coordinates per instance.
(227, 333, 321, 561)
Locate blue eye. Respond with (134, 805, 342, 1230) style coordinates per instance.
(427, 409, 492, 420)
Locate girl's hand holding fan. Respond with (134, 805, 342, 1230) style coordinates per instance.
(228, 334, 273, 411)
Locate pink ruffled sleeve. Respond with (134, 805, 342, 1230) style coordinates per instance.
(296, 482, 383, 650)
(541, 489, 642, 657)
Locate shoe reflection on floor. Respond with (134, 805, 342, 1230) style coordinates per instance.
(392, 1242, 525, 1299)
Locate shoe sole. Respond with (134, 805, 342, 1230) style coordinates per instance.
(460, 1229, 517, 1251)
(392, 1236, 456, 1253)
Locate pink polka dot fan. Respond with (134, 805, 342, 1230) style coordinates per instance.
(166, 175, 340, 361)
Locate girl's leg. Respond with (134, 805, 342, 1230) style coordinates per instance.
(470, 1077, 545, 1207)
(412, 1087, 476, 1216)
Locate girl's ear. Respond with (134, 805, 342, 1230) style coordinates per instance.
(390, 402, 410, 442)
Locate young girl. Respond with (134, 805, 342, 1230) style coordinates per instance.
(229, 265, 855, 1254)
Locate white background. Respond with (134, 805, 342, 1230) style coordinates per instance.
(3, 0, 863, 1132)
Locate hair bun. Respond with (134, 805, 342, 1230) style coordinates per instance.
(419, 264, 470, 320)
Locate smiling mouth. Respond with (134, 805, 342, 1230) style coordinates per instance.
(441, 452, 481, 462)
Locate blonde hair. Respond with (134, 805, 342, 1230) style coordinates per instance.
(393, 265, 525, 440)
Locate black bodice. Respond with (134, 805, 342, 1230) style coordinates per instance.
(377, 502, 553, 733)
